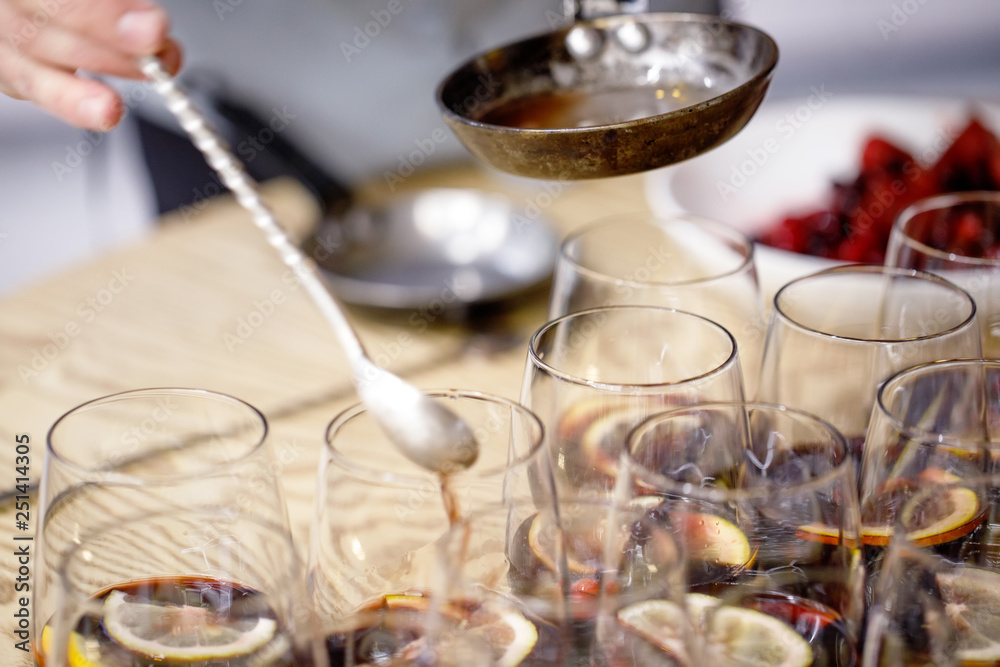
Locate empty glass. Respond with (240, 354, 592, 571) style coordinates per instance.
(549, 214, 766, 392)
(758, 265, 981, 456)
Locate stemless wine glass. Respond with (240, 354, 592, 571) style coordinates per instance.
(308, 390, 553, 649)
(758, 265, 981, 457)
(47, 508, 325, 667)
(886, 191, 1000, 357)
(860, 359, 1000, 570)
(864, 471, 1000, 666)
(623, 402, 865, 665)
(521, 305, 746, 500)
(549, 214, 766, 393)
(35, 388, 290, 664)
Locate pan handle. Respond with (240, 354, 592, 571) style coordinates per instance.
(569, 0, 649, 21)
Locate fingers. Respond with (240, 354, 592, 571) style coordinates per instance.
(29, 0, 171, 57)
(10, 0, 173, 77)
(0, 37, 180, 129)
(0, 50, 124, 129)
(16, 22, 183, 80)
(0, 0, 180, 130)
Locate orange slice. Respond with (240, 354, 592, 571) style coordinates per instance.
(797, 484, 981, 547)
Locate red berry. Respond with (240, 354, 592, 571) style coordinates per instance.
(861, 136, 914, 174)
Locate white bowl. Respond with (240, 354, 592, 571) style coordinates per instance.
(644, 94, 1000, 301)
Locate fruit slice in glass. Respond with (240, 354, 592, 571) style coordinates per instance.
(47, 508, 324, 667)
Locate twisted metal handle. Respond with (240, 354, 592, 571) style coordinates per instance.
(139, 56, 365, 361)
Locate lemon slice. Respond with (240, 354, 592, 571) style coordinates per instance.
(66, 631, 104, 667)
(899, 485, 982, 547)
(41, 620, 103, 667)
(937, 567, 1000, 664)
(619, 594, 813, 667)
(673, 511, 754, 569)
(797, 485, 982, 547)
(527, 511, 619, 576)
(102, 589, 277, 661)
(466, 602, 539, 667)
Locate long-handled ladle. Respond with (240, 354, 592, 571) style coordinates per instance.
(140, 56, 478, 474)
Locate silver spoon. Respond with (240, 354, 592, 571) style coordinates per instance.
(139, 56, 478, 474)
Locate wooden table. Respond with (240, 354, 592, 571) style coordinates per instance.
(0, 163, 653, 665)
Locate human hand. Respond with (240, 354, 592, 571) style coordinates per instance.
(0, 0, 181, 130)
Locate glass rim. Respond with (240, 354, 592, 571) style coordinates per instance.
(558, 214, 756, 288)
(527, 305, 741, 391)
(875, 358, 1000, 450)
(772, 264, 978, 344)
(323, 388, 546, 488)
(892, 190, 1000, 268)
(46, 387, 270, 484)
(625, 401, 855, 502)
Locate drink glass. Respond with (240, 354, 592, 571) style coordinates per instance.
(548, 214, 766, 392)
(308, 389, 554, 654)
(434, 500, 692, 666)
(860, 359, 1000, 570)
(758, 265, 981, 456)
(863, 472, 1000, 666)
(521, 305, 746, 499)
(624, 402, 865, 665)
(47, 508, 324, 667)
(886, 191, 1000, 356)
(35, 388, 290, 664)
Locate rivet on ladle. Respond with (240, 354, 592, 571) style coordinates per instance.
(566, 25, 605, 60)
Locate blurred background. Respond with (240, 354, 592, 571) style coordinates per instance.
(1, 0, 999, 297)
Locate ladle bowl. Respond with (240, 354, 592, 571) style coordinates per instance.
(437, 12, 778, 180)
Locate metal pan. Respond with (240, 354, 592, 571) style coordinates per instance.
(303, 187, 558, 312)
(437, 12, 778, 180)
